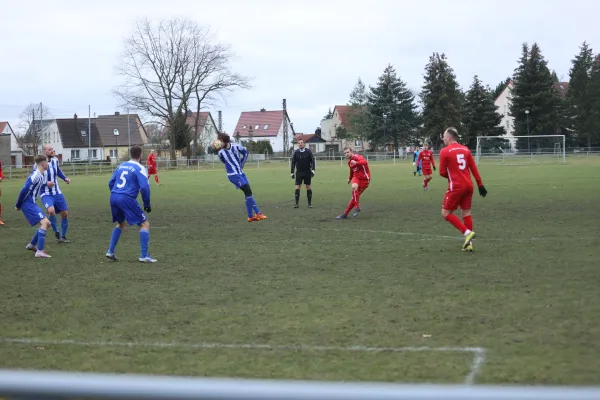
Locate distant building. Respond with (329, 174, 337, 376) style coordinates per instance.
(232, 108, 294, 153)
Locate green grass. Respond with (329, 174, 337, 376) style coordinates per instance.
(0, 157, 599, 385)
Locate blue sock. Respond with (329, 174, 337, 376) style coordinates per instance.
(250, 196, 260, 214)
(49, 215, 58, 233)
(108, 227, 122, 253)
(61, 218, 68, 238)
(244, 196, 254, 218)
(37, 228, 47, 251)
(139, 229, 150, 258)
(30, 230, 39, 246)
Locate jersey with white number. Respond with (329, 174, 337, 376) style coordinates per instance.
(108, 160, 151, 207)
(438, 143, 483, 191)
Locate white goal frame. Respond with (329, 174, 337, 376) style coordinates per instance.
(475, 135, 566, 165)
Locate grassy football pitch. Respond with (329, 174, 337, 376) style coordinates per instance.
(0, 156, 599, 385)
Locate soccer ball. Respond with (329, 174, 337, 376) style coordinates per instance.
(211, 139, 223, 151)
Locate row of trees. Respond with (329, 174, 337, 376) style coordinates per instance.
(333, 41, 600, 151)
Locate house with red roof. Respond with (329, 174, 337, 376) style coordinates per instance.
(232, 108, 295, 153)
(320, 105, 366, 153)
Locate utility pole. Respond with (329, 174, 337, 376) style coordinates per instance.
(127, 108, 131, 152)
(88, 105, 92, 165)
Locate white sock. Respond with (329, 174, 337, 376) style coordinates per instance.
(464, 229, 472, 236)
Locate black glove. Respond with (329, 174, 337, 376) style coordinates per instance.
(478, 186, 487, 198)
(311, 170, 315, 177)
(291, 173, 294, 179)
(144, 206, 152, 213)
(433, 166, 436, 171)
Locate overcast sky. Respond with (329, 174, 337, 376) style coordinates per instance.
(1, 0, 597, 135)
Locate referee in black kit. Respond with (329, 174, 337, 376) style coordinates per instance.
(291, 139, 315, 208)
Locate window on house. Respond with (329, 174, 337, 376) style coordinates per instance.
(255, 124, 259, 130)
(89, 149, 97, 159)
(71, 150, 80, 160)
(263, 124, 269, 130)
(110, 149, 118, 158)
(242, 125, 247, 129)
(81, 130, 87, 137)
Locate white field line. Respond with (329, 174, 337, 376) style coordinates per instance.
(0, 337, 486, 385)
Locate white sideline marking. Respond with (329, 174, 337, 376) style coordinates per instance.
(0, 338, 486, 385)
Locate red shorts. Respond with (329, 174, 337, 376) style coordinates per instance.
(351, 178, 369, 193)
(147, 166, 157, 175)
(442, 187, 473, 211)
(422, 168, 433, 175)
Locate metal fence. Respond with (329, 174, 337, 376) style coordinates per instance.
(2, 149, 599, 179)
(1, 370, 600, 400)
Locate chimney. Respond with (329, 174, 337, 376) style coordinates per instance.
(74, 113, 78, 119)
(115, 112, 120, 116)
(260, 108, 266, 112)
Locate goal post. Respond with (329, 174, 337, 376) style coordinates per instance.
(475, 135, 566, 165)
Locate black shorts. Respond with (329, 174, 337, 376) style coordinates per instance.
(295, 172, 312, 186)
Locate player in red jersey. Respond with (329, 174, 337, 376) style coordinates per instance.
(417, 142, 436, 190)
(439, 127, 487, 251)
(337, 147, 371, 219)
(0, 159, 4, 225)
(146, 150, 160, 185)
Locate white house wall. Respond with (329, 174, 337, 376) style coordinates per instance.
(63, 147, 105, 162)
(494, 86, 517, 150)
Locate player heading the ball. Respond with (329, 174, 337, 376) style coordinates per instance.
(106, 145, 156, 263)
(337, 147, 371, 219)
(214, 133, 267, 222)
(438, 127, 488, 252)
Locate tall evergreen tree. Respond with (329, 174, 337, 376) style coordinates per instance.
(323, 107, 333, 120)
(420, 53, 463, 148)
(492, 77, 512, 99)
(346, 77, 369, 150)
(586, 54, 600, 147)
(509, 42, 563, 151)
(568, 41, 596, 147)
(366, 64, 419, 150)
(462, 75, 507, 150)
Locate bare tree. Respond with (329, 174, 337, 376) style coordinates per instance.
(144, 122, 165, 145)
(114, 17, 250, 160)
(16, 103, 52, 156)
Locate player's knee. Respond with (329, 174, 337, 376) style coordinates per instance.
(441, 209, 451, 218)
(351, 184, 359, 191)
(306, 185, 311, 190)
(47, 207, 56, 216)
(60, 210, 68, 218)
(295, 185, 301, 190)
(240, 184, 252, 197)
(140, 221, 150, 230)
(40, 218, 51, 229)
(117, 222, 126, 230)
(461, 209, 471, 217)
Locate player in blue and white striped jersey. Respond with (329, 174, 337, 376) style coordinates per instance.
(39, 144, 71, 243)
(216, 133, 267, 222)
(15, 154, 53, 258)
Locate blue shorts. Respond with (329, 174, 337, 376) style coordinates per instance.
(110, 193, 147, 226)
(41, 193, 68, 212)
(228, 173, 249, 189)
(21, 202, 46, 227)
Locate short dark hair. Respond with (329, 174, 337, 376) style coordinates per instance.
(34, 155, 47, 164)
(343, 146, 353, 152)
(217, 133, 231, 144)
(130, 145, 143, 160)
(445, 127, 459, 140)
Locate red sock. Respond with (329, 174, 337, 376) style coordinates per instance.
(445, 214, 468, 234)
(463, 215, 473, 231)
(423, 179, 428, 188)
(154, 175, 160, 184)
(353, 190, 361, 209)
(344, 197, 355, 216)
